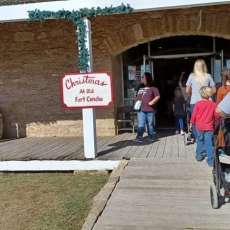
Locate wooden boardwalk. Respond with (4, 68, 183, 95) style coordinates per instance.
(93, 160, 230, 230)
(0, 131, 193, 161)
(1, 132, 229, 229)
(92, 132, 230, 230)
(97, 131, 194, 161)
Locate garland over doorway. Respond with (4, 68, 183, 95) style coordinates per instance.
(28, 4, 133, 71)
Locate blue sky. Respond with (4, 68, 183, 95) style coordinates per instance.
(0, 0, 229, 21)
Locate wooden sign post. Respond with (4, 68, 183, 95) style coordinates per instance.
(61, 19, 113, 159)
(61, 73, 113, 158)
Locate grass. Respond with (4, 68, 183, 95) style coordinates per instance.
(0, 172, 108, 230)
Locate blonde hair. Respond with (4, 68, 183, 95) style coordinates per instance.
(200, 86, 213, 99)
(193, 59, 208, 85)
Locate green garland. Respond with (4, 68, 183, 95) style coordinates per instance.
(28, 4, 133, 71)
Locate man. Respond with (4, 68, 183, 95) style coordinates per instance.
(217, 92, 230, 116)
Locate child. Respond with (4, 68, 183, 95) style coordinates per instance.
(190, 86, 219, 167)
(172, 87, 186, 135)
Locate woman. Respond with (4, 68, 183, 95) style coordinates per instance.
(186, 59, 216, 113)
(186, 59, 216, 140)
(216, 68, 230, 105)
(135, 72, 160, 142)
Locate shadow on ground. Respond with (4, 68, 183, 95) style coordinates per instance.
(97, 130, 174, 158)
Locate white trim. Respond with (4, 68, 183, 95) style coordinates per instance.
(0, 160, 120, 171)
(133, 1, 230, 12)
(0, 0, 229, 22)
(149, 52, 215, 59)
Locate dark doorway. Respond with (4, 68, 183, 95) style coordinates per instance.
(154, 56, 211, 128)
(122, 35, 230, 130)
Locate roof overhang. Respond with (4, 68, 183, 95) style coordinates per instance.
(0, 0, 229, 22)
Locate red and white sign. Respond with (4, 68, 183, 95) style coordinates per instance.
(61, 73, 113, 109)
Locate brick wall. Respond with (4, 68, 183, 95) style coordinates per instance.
(0, 20, 82, 138)
(91, 4, 230, 57)
(90, 4, 230, 137)
(0, 19, 116, 138)
(1, 4, 230, 138)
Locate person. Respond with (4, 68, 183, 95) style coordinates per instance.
(217, 92, 230, 116)
(179, 72, 189, 102)
(190, 86, 219, 167)
(135, 72, 160, 142)
(215, 93, 230, 150)
(179, 71, 191, 131)
(216, 68, 230, 104)
(186, 59, 216, 139)
(186, 59, 216, 114)
(172, 87, 186, 135)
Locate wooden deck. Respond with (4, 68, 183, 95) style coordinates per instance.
(91, 132, 230, 230)
(93, 160, 230, 230)
(1, 132, 229, 229)
(0, 131, 193, 161)
(97, 131, 194, 160)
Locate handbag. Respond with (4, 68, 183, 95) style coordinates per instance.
(134, 100, 142, 111)
(134, 90, 144, 111)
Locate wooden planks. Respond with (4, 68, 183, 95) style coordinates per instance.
(0, 137, 84, 160)
(0, 131, 196, 161)
(93, 159, 230, 230)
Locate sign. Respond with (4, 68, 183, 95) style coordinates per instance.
(128, 65, 137, 80)
(61, 73, 113, 109)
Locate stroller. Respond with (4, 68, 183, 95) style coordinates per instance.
(210, 117, 230, 209)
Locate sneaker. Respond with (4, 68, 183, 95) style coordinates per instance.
(148, 134, 157, 142)
(175, 130, 179, 134)
(135, 137, 143, 143)
(218, 149, 226, 157)
(180, 130, 185, 135)
(196, 154, 206, 162)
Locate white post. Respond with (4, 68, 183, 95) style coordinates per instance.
(82, 18, 97, 159)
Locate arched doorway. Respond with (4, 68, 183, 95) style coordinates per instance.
(121, 35, 230, 129)
(91, 4, 230, 135)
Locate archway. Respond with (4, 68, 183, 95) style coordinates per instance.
(90, 4, 230, 135)
(120, 35, 230, 129)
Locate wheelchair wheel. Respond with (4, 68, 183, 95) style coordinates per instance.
(210, 183, 220, 209)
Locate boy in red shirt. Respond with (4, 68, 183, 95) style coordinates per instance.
(191, 86, 219, 167)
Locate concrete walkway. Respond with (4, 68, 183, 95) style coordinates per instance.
(93, 144, 230, 229)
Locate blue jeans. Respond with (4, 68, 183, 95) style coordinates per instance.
(175, 115, 185, 131)
(137, 111, 156, 138)
(196, 130, 214, 166)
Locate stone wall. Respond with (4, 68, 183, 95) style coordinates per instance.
(1, 4, 230, 138)
(0, 19, 116, 138)
(91, 4, 230, 57)
(0, 20, 81, 138)
(90, 3, 230, 134)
